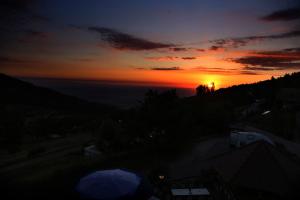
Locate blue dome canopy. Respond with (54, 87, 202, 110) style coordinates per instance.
(76, 169, 152, 200)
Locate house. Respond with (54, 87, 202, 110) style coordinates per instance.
(167, 139, 300, 199)
(203, 141, 300, 199)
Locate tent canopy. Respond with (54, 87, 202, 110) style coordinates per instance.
(77, 169, 152, 200)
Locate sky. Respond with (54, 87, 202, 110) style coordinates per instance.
(0, 0, 300, 88)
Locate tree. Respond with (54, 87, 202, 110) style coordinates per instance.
(196, 83, 214, 96)
(99, 119, 116, 141)
(0, 108, 24, 152)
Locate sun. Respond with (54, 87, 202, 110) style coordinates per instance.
(207, 82, 215, 89)
(201, 75, 220, 89)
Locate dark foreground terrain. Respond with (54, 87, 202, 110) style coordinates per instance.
(1, 73, 300, 199)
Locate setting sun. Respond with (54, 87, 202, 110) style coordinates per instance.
(208, 82, 215, 89)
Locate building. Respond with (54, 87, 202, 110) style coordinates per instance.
(203, 141, 300, 199)
(165, 139, 300, 199)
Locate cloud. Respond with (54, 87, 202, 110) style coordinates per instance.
(151, 67, 182, 71)
(88, 27, 175, 50)
(0, 0, 35, 11)
(73, 26, 205, 52)
(191, 66, 259, 75)
(168, 47, 205, 52)
(284, 47, 300, 52)
(73, 58, 95, 62)
(17, 30, 50, 44)
(193, 66, 238, 74)
(146, 56, 179, 61)
(210, 28, 300, 49)
(238, 57, 300, 70)
(135, 66, 182, 71)
(0, 0, 49, 28)
(231, 48, 300, 70)
(0, 56, 38, 66)
(145, 56, 197, 61)
(261, 7, 300, 21)
(239, 71, 260, 75)
(0, 56, 26, 63)
(210, 45, 226, 51)
(182, 57, 196, 60)
(169, 47, 188, 52)
(136, 65, 258, 75)
(0, 0, 50, 54)
(242, 66, 278, 71)
(25, 30, 48, 37)
(134, 67, 146, 70)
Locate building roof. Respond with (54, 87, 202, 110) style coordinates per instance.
(207, 141, 300, 196)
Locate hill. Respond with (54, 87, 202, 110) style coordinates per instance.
(0, 73, 115, 151)
(109, 72, 300, 149)
(0, 73, 113, 112)
(1, 72, 300, 153)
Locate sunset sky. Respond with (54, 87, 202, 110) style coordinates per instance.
(1, 0, 300, 88)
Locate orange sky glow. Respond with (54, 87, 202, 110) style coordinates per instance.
(1, 0, 300, 90)
(0, 49, 288, 89)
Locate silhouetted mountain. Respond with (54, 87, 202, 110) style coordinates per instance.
(0, 73, 113, 112)
(215, 72, 300, 104)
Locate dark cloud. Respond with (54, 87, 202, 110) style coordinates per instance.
(196, 48, 205, 52)
(17, 30, 50, 44)
(261, 7, 300, 21)
(24, 30, 48, 38)
(73, 58, 95, 62)
(284, 47, 300, 52)
(134, 66, 182, 71)
(193, 66, 238, 74)
(210, 28, 300, 49)
(231, 48, 300, 70)
(182, 57, 196, 60)
(145, 56, 179, 61)
(30, 13, 50, 23)
(0, 56, 26, 63)
(0, 56, 37, 66)
(88, 27, 175, 50)
(69, 24, 84, 30)
(210, 45, 225, 51)
(137, 66, 258, 75)
(151, 67, 182, 71)
(0, 0, 35, 12)
(134, 67, 146, 70)
(243, 66, 278, 71)
(145, 56, 197, 61)
(168, 47, 204, 52)
(191, 66, 259, 75)
(239, 71, 260, 75)
(0, 0, 50, 53)
(236, 57, 300, 70)
(193, 66, 235, 71)
(256, 48, 300, 57)
(169, 47, 188, 51)
(0, 0, 49, 29)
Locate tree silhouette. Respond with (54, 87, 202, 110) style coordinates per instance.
(196, 83, 215, 96)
